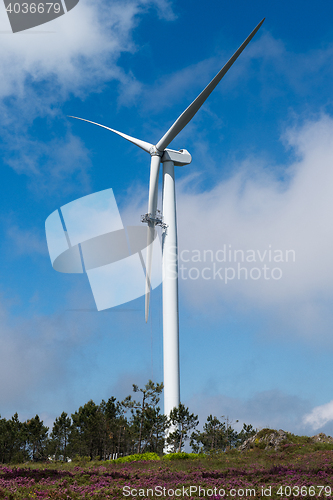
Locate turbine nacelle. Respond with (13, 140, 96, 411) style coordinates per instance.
(148, 145, 192, 167)
(161, 149, 192, 166)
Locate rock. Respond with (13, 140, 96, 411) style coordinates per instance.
(239, 429, 333, 452)
(311, 433, 333, 444)
(239, 429, 287, 452)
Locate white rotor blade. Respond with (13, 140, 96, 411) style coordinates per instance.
(145, 155, 161, 322)
(69, 116, 153, 154)
(156, 18, 265, 152)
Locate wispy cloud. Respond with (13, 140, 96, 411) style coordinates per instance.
(0, 0, 175, 194)
(4, 133, 92, 196)
(168, 115, 333, 339)
(187, 389, 310, 434)
(119, 114, 333, 344)
(0, 291, 103, 418)
(6, 225, 47, 256)
(140, 58, 218, 112)
(0, 0, 175, 103)
(135, 30, 333, 126)
(303, 400, 333, 430)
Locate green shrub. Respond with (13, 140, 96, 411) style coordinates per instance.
(255, 428, 274, 439)
(256, 442, 267, 450)
(225, 448, 240, 455)
(163, 452, 205, 460)
(313, 443, 333, 451)
(285, 433, 312, 445)
(72, 455, 91, 464)
(110, 452, 160, 463)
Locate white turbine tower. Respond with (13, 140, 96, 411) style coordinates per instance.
(70, 18, 264, 432)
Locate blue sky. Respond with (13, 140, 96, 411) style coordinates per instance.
(1, 0, 333, 438)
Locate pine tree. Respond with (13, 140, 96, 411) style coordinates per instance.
(122, 380, 163, 454)
(50, 412, 71, 460)
(167, 403, 199, 452)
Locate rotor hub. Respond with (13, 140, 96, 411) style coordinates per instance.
(149, 146, 163, 157)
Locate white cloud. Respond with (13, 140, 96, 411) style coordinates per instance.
(0, 0, 175, 194)
(6, 225, 47, 256)
(161, 114, 333, 341)
(0, 0, 174, 102)
(140, 58, 219, 113)
(137, 30, 333, 128)
(5, 132, 92, 195)
(303, 400, 333, 430)
(0, 292, 102, 417)
(0, 305, 69, 413)
(186, 389, 310, 435)
(96, 113, 333, 344)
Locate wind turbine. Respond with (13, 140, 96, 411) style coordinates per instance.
(70, 18, 264, 432)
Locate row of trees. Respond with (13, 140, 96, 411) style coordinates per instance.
(0, 381, 256, 463)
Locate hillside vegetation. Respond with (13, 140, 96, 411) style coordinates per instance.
(0, 432, 333, 499)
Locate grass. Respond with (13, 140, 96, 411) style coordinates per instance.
(0, 442, 333, 499)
